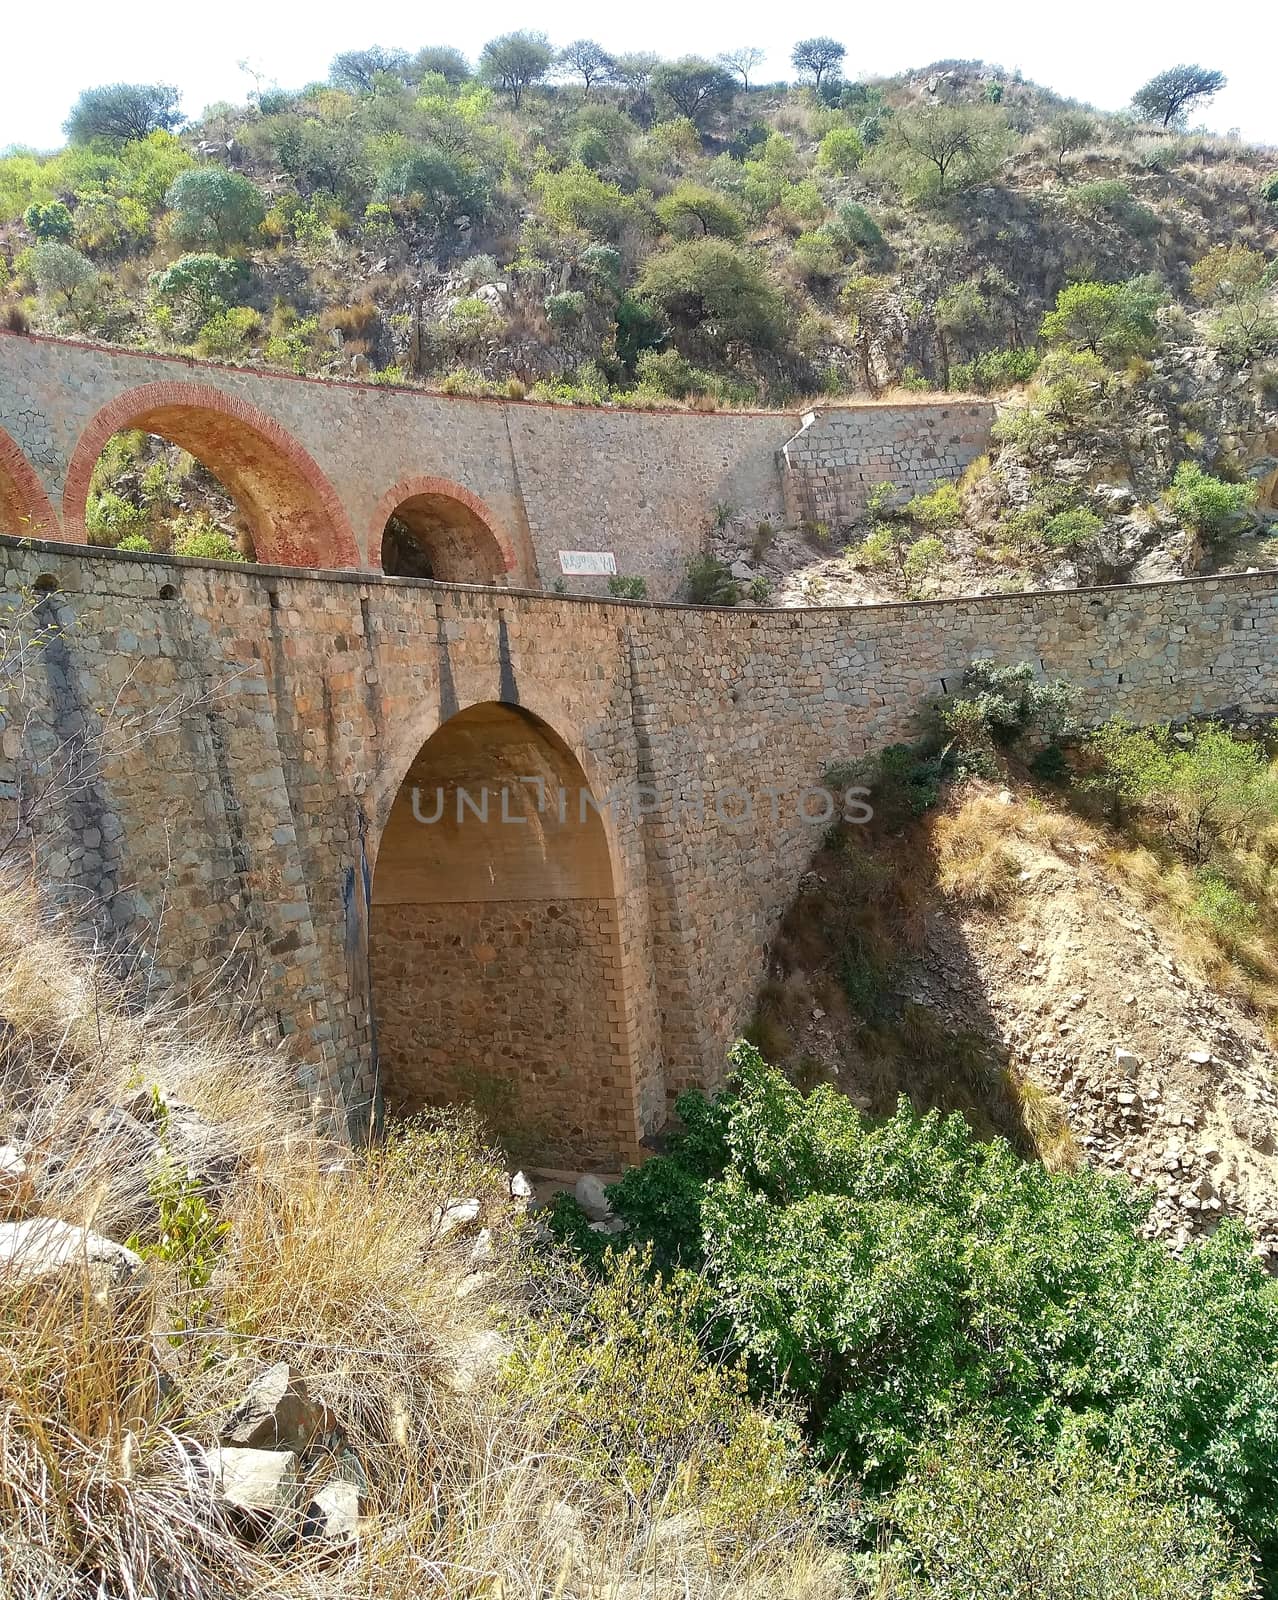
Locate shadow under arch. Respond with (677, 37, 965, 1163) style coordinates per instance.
(0, 427, 58, 538)
(368, 700, 640, 1168)
(62, 382, 360, 569)
(371, 474, 518, 583)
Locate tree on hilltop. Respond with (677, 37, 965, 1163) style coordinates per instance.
(1132, 64, 1226, 128)
(791, 38, 846, 88)
(410, 46, 471, 85)
(558, 40, 615, 97)
(651, 59, 736, 128)
(329, 46, 411, 93)
(479, 32, 555, 108)
(63, 83, 182, 145)
(717, 47, 766, 91)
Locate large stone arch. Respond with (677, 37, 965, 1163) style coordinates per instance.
(370, 473, 519, 584)
(367, 699, 641, 1167)
(63, 382, 359, 568)
(0, 427, 58, 538)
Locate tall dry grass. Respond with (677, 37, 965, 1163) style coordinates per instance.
(0, 881, 848, 1600)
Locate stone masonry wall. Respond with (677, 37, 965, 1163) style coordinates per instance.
(370, 897, 633, 1166)
(0, 534, 1272, 1160)
(781, 401, 994, 527)
(0, 333, 994, 598)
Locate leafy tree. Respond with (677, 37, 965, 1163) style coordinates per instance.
(1046, 110, 1095, 176)
(875, 103, 1010, 198)
(717, 47, 766, 91)
(31, 241, 99, 326)
(328, 46, 411, 93)
(410, 47, 471, 85)
(655, 182, 744, 240)
(636, 237, 785, 352)
(1039, 278, 1162, 362)
(478, 31, 554, 108)
(1132, 64, 1226, 128)
(1090, 719, 1276, 860)
(1262, 173, 1278, 205)
(380, 147, 489, 229)
(684, 553, 740, 604)
(612, 52, 662, 96)
(790, 37, 846, 88)
(63, 83, 183, 145)
(586, 1041, 1278, 1579)
(166, 167, 265, 252)
(1190, 244, 1273, 304)
(558, 40, 614, 97)
(651, 59, 735, 129)
(149, 252, 246, 336)
(22, 201, 73, 240)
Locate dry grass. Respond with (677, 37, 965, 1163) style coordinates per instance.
(932, 803, 1023, 907)
(0, 880, 848, 1600)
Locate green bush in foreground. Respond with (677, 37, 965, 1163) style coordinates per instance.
(882, 1432, 1256, 1599)
(562, 1043, 1278, 1585)
(1164, 461, 1258, 537)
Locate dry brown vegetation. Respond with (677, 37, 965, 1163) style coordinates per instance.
(0, 883, 847, 1599)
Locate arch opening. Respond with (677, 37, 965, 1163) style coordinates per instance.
(64, 384, 359, 569)
(79, 429, 252, 561)
(379, 490, 507, 583)
(368, 703, 638, 1167)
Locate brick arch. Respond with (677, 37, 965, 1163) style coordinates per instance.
(0, 427, 58, 538)
(370, 473, 518, 584)
(63, 383, 359, 569)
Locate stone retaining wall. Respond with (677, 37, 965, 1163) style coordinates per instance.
(0, 535, 1271, 1159)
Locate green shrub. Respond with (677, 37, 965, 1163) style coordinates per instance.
(115, 533, 153, 553)
(941, 660, 1079, 765)
(171, 521, 245, 562)
(607, 575, 648, 599)
(505, 1250, 809, 1534)
(1089, 719, 1278, 861)
(22, 201, 73, 240)
(166, 167, 265, 252)
(533, 163, 633, 239)
(684, 553, 739, 605)
(636, 238, 785, 353)
(747, 575, 772, 604)
(195, 305, 262, 357)
(1044, 505, 1104, 549)
(1192, 870, 1258, 936)
(902, 536, 945, 586)
(950, 346, 1040, 391)
(816, 126, 865, 174)
(905, 481, 962, 529)
(1261, 173, 1278, 205)
(149, 252, 246, 337)
(544, 289, 586, 328)
(1164, 461, 1258, 537)
(655, 183, 744, 241)
(85, 490, 147, 546)
(881, 1432, 1255, 1600)
(791, 229, 843, 283)
(829, 201, 883, 251)
(583, 1040, 1278, 1581)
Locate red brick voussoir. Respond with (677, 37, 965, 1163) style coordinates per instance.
(0, 427, 59, 539)
(62, 382, 361, 569)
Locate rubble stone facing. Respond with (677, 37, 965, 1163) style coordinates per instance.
(781, 403, 995, 526)
(0, 332, 992, 598)
(0, 534, 1271, 1162)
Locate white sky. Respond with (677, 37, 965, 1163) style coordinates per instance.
(3, 0, 1275, 152)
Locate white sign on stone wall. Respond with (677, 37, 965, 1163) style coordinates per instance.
(558, 550, 617, 576)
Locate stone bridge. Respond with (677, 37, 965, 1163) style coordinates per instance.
(0, 536, 1273, 1166)
(0, 330, 993, 597)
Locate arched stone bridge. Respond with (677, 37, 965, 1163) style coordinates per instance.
(0, 330, 994, 597)
(0, 536, 1273, 1166)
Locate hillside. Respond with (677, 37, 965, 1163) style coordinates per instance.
(2, 47, 1276, 594)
